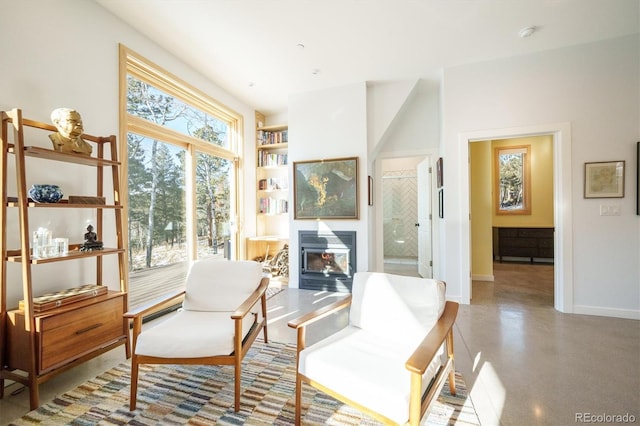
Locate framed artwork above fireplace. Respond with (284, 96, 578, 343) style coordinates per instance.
(293, 157, 359, 219)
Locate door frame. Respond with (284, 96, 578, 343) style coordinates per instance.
(459, 122, 573, 312)
(374, 148, 437, 273)
(416, 157, 433, 277)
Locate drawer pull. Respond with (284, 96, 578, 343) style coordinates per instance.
(75, 323, 103, 335)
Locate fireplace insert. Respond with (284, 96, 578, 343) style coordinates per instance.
(299, 231, 355, 292)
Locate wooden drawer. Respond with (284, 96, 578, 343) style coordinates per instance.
(39, 296, 124, 372)
(500, 237, 537, 248)
(518, 228, 554, 238)
(493, 227, 554, 262)
(6, 292, 126, 374)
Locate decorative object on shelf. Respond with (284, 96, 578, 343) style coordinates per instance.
(32, 227, 69, 258)
(54, 237, 69, 255)
(49, 107, 93, 156)
(32, 227, 53, 258)
(28, 184, 63, 203)
(293, 156, 359, 220)
(584, 160, 625, 198)
(18, 284, 107, 313)
(80, 224, 103, 251)
(69, 195, 106, 205)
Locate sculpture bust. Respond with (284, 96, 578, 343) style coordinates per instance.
(80, 224, 103, 251)
(48, 108, 93, 155)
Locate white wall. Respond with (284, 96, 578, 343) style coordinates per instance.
(375, 79, 441, 156)
(442, 35, 640, 319)
(288, 83, 369, 288)
(0, 0, 255, 307)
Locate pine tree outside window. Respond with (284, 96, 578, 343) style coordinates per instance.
(494, 145, 531, 215)
(120, 45, 242, 308)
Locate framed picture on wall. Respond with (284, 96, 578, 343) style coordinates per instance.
(293, 157, 359, 219)
(436, 157, 443, 188)
(584, 160, 625, 198)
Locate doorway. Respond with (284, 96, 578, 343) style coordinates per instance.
(459, 122, 573, 313)
(381, 156, 430, 277)
(469, 135, 555, 305)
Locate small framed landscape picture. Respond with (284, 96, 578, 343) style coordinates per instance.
(584, 160, 625, 198)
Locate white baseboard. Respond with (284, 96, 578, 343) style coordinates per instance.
(573, 305, 640, 320)
(472, 274, 494, 282)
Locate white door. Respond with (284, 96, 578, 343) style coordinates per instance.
(417, 158, 432, 277)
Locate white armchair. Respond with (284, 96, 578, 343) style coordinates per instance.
(124, 259, 269, 412)
(288, 272, 458, 426)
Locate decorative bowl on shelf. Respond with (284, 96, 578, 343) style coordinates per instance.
(28, 184, 64, 203)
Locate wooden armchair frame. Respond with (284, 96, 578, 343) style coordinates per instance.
(124, 276, 269, 411)
(288, 295, 459, 426)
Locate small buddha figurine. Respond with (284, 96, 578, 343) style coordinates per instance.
(49, 107, 93, 155)
(80, 224, 103, 251)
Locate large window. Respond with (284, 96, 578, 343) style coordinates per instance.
(120, 46, 242, 307)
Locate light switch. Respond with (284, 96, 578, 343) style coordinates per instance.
(600, 205, 621, 216)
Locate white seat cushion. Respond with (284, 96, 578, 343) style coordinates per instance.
(135, 310, 257, 358)
(300, 326, 443, 425)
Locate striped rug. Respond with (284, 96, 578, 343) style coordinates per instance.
(10, 340, 479, 425)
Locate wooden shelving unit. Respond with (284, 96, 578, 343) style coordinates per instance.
(0, 108, 129, 409)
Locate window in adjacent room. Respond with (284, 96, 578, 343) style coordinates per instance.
(494, 145, 531, 215)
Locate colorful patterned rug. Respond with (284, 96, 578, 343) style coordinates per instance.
(266, 286, 285, 299)
(10, 340, 479, 425)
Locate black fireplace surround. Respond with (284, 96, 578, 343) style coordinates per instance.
(299, 230, 356, 293)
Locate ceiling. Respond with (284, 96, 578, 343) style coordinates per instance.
(95, 0, 639, 117)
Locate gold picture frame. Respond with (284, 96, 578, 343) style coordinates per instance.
(293, 157, 359, 219)
(494, 145, 531, 215)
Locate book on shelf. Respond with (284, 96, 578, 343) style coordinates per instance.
(258, 151, 288, 167)
(259, 177, 287, 191)
(257, 129, 288, 145)
(258, 197, 289, 215)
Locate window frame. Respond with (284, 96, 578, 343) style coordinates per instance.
(118, 44, 244, 261)
(494, 144, 532, 215)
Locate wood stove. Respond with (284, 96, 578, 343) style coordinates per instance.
(299, 231, 356, 292)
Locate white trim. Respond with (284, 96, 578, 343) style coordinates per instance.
(472, 275, 494, 282)
(459, 122, 573, 313)
(573, 305, 640, 320)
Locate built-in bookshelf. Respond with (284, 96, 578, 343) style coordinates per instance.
(247, 112, 289, 281)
